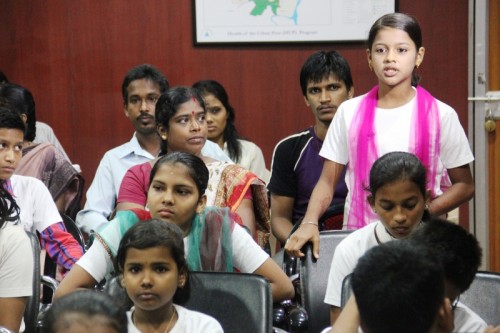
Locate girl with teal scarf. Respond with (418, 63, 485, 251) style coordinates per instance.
(56, 152, 294, 303)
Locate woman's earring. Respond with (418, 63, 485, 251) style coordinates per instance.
(161, 135, 167, 140)
(179, 275, 186, 288)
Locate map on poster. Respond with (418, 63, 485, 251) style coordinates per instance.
(194, 0, 395, 43)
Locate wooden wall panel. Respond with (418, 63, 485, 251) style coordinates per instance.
(0, 1, 469, 222)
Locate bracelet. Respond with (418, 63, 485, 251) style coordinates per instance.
(301, 221, 319, 227)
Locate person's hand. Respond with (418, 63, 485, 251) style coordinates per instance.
(484, 326, 500, 333)
(284, 222, 320, 259)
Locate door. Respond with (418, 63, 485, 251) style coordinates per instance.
(469, 0, 500, 272)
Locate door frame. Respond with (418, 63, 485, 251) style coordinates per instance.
(469, 0, 494, 269)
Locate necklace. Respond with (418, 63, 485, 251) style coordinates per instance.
(132, 307, 177, 333)
(163, 307, 177, 333)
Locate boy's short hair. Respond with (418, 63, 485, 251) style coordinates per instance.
(42, 290, 128, 333)
(0, 105, 26, 132)
(0, 83, 36, 141)
(408, 217, 482, 295)
(299, 50, 354, 96)
(352, 241, 444, 333)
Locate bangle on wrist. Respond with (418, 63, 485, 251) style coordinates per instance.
(301, 221, 318, 227)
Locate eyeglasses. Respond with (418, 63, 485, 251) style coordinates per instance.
(451, 294, 460, 311)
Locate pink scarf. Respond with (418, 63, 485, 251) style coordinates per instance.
(347, 86, 440, 229)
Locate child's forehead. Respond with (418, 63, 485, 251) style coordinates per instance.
(0, 128, 25, 145)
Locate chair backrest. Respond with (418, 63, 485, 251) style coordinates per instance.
(460, 271, 500, 325)
(103, 277, 133, 311)
(59, 211, 86, 251)
(185, 271, 273, 333)
(299, 230, 352, 333)
(104, 272, 273, 333)
(340, 273, 353, 308)
(24, 232, 41, 333)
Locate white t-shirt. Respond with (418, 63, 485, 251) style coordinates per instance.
(77, 222, 269, 282)
(321, 91, 474, 227)
(323, 222, 489, 331)
(324, 222, 388, 307)
(127, 304, 223, 333)
(0, 223, 34, 333)
(11, 175, 62, 233)
(224, 139, 269, 183)
(0, 223, 33, 297)
(454, 302, 488, 332)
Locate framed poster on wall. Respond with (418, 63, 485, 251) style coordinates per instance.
(193, 0, 396, 44)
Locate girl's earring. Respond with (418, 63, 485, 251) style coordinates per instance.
(161, 135, 167, 140)
(179, 275, 186, 288)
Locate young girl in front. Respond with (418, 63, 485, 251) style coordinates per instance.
(285, 13, 474, 258)
(323, 151, 430, 323)
(55, 152, 294, 303)
(116, 219, 223, 333)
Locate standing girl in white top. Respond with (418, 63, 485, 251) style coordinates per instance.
(116, 219, 223, 333)
(285, 12, 474, 259)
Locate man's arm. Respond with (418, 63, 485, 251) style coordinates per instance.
(285, 160, 345, 259)
(270, 194, 295, 245)
(76, 157, 116, 233)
